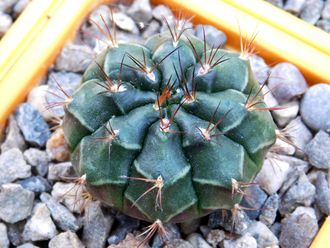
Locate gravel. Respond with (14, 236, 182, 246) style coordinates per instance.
(300, 0, 324, 24)
(223, 234, 257, 248)
(195, 24, 227, 48)
(259, 194, 280, 227)
(305, 130, 330, 168)
(1, 115, 27, 153)
(0, 222, 10, 248)
(315, 172, 330, 215)
(48, 231, 84, 248)
(0, 12, 12, 37)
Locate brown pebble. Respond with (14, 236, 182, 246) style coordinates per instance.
(46, 128, 70, 162)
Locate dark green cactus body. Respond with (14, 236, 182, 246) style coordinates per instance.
(63, 31, 276, 223)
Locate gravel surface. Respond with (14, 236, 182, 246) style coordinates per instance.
(0, 0, 329, 247)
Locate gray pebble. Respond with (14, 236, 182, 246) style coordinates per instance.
(1, 115, 26, 153)
(259, 194, 280, 227)
(0, 11, 12, 37)
(276, 154, 309, 171)
(127, 0, 153, 24)
(284, 0, 307, 15)
(82, 201, 113, 248)
(305, 130, 330, 169)
(152, 4, 173, 22)
(49, 231, 85, 248)
(47, 162, 75, 181)
(7, 221, 25, 246)
(0, 222, 9, 248)
(272, 100, 299, 127)
(23, 148, 49, 175)
(113, 12, 139, 34)
(279, 172, 315, 215)
(195, 24, 227, 48)
(249, 55, 270, 85)
(186, 233, 212, 248)
(268, 63, 308, 104)
(55, 44, 94, 73)
(13, 0, 30, 17)
(165, 239, 193, 248)
(0, 184, 34, 223)
(223, 234, 257, 248)
(17, 243, 40, 248)
(17, 176, 51, 193)
(88, 5, 111, 27)
(246, 221, 279, 248)
(316, 19, 330, 32)
(315, 172, 330, 215)
(265, 0, 284, 8)
(142, 20, 160, 39)
(205, 229, 225, 247)
(22, 203, 58, 241)
(241, 185, 268, 220)
(322, 0, 330, 20)
(300, 0, 324, 25)
(0, 0, 17, 12)
(0, 148, 31, 185)
(40, 192, 82, 232)
(152, 223, 180, 248)
(15, 103, 50, 147)
(270, 222, 282, 239)
(301, 83, 330, 131)
(280, 207, 318, 248)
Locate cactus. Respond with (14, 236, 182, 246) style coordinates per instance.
(62, 23, 276, 226)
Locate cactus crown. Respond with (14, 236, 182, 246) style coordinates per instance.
(63, 23, 276, 224)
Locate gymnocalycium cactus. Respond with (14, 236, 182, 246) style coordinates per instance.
(62, 19, 276, 229)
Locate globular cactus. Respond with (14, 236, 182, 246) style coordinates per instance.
(62, 21, 276, 227)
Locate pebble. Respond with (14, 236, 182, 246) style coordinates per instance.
(315, 172, 330, 215)
(270, 222, 282, 239)
(82, 201, 113, 248)
(17, 176, 51, 193)
(246, 221, 279, 248)
(0, 222, 9, 248)
(0, 148, 31, 185)
(107, 214, 140, 245)
(152, 4, 173, 22)
(205, 229, 225, 247)
(266, 0, 284, 8)
(241, 185, 268, 220)
(88, 5, 112, 27)
(280, 207, 318, 248)
(164, 239, 193, 248)
(180, 219, 200, 235)
(22, 203, 58, 241)
(322, 0, 330, 20)
(268, 62, 308, 104)
(0, 0, 17, 12)
(259, 194, 280, 227)
(223, 234, 257, 248)
(49, 231, 85, 248)
(13, 0, 30, 17)
(152, 223, 180, 248)
(316, 19, 330, 32)
(272, 100, 299, 127)
(113, 12, 139, 34)
(284, 0, 307, 15)
(1, 115, 26, 153)
(276, 154, 309, 171)
(40, 192, 82, 232)
(23, 148, 49, 176)
(195, 24, 227, 48)
(108, 233, 149, 248)
(300, 0, 324, 25)
(55, 44, 94, 73)
(15, 103, 50, 147)
(272, 137, 296, 155)
(279, 171, 315, 215)
(305, 130, 330, 169)
(7, 221, 25, 246)
(46, 128, 70, 162)
(0, 184, 34, 223)
(27, 85, 54, 121)
(186, 233, 212, 248)
(249, 55, 270, 85)
(300, 83, 330, 131)
(127, 0, 153, 24)
(255, 158, 291, 195)
(47, 162, 76, 181)
(17, 244, 39, 248)
(142, 20, 160, 39)
(0, 11, 12, 37)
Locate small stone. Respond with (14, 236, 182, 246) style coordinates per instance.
(15, 103, 50, 147)
(305, 130, 330, 169)
(0, 184, 34, 223)
(255, 158, 291, 195)
(259, 194, 280, 227)
(223, 234, 257, 248)
(49, 231, 84, 248)
(1, 115, 26, 153)
(284, 117, 312, 152)
(186, 233, 212, 248)
(180, 219, 200, 235)
(276, 154, 309, 171)
(0, 223, 9, 248)
(55, 44, 94, 72)
(13, 0, 30, 17)
(279, 172, 315, 215)
(82, 201, 113, 248)
(262, 85, 279, 109)
(271, 137, 296, 155)
(300, 0, 324, 25)
(46, 128, 70, 162)
(316, 19, 330, 32)
(246, 221, 279, 248)
(205, 229, 225, 247)
(142, 20, 160, 39)
(152, 223, 180, 248)
(7, 221, 25, 246)
(249, 55, 270, 85)
(265, 0, 284, 8)
(27, 85, 54, 121)
(127, 0, 153, 24)
(315, 172, 330, 215)
(272, 100, 299, 127)
(17, 243, 40, 248)
(88, 5, 111, 26)
(270, 222, 282, 239)
(322, 0, 330, 20)
(22, 203, 58, 241)
(0, 0, 17, 12)
(152, 5, 173, 22)
(47, 162, 76, 181)
(301, 83, 330, 131)
(164, 239, 193, 248)
(17, 176, 51, 193)
(268, 63, 308, 104)
(0, 148, 31, 185)
(280, 207, 318, 248)
(40, 193, 82, 232)
(113, 12, 139, 34)
(108, 233, 149, 248)
(0, 12, 12, 37)
(284, 0, 307, 15)
(23, 148, 49, 176)
(241, 185, 268, 220)
(195, 24, 227, 48)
